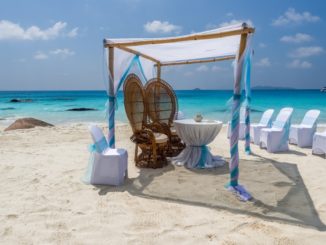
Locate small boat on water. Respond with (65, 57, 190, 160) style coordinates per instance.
(321, 87, 326, 92)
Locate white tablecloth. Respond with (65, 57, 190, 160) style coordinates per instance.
(172, 119, 225, 168)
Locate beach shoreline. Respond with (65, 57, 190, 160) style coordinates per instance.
(1, 90, 326, 126)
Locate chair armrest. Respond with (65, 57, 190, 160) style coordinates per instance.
(130, 128, 155, 144)
(145, 121, 171, 138)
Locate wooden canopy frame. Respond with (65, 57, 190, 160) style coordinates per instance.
(104, 23, 255, 82)
(103, 23, 256, 195)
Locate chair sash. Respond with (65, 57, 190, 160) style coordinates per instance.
(93, 136, 109, 153)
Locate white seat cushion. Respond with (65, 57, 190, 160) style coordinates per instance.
(103, 148, 127, 156)
(262, 128, 282, 133)
(154, 133, 168, 144)
(171, 127, 178, 135)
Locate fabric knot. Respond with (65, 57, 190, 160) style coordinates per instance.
(88, 144, 96, 153)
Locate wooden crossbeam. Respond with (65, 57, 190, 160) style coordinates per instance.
(156, 56, 235, 67)
(104, 27, 254, 48)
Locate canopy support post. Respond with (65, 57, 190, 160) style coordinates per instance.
(157, 63, 161, 82)
(229, 32, 247, 187)
(108, 46, 115, 148)
(155, 63, 162, 118)
(244, 54, 252, 155)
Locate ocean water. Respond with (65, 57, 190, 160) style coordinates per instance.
(0, 90, 325, 126)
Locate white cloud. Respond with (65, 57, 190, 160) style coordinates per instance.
(226, 12, 234, 17)
(184, 71, 193, 76)
(255, 58, 271, 67)
(0, 20, 78, 40)
(219, 19, 254, 28)
(34, 48, 74, 60)
(50, 48, 75, 58)
(34, 51, 48, 60)
(272, 8, 320, 26)
(144, 20, 181, 34)
(287, 59, 312, 69)
(67, 27, 78, 38)
(290, 46, 324, 58)
(259, 43, 267, 48)
(280, 33, 313, 43)
(196, 65, 209, 72)
(211, 65, 226, 72)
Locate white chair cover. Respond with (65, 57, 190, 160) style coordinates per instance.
(312, 130, 326, 156)
(83, 125, 128, 186)
(289, 110, 320, 147)
(91, 148, 128, 186)
(250, 109, 274, 145)
(260, 108, 293, 153)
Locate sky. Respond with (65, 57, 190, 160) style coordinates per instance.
(0, 0, 325, 90)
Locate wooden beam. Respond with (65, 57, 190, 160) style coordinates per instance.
(233, 33, 248, 95)
(105, 27, 254, 48)
(108, 47, 114, 95)
(157, 55, 235, 67)
(157, 63, 161, 82)
(238, 33, 248, 61)
(117, 45, 160, 64)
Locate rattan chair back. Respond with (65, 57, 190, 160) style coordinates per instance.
(145, 78, 177, 126)
(123, 74, 147, 133)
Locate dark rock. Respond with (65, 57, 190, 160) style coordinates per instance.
(9, 99, 33, 103)
(4, 118, 54, 131)
(66, 108, 98, 111)
(0, 107, 15, 110)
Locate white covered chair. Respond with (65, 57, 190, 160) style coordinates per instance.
(289, 110, 320, 148)
(227, 107, 246, 140)
(250, 109, 274, 145)
(312, 130, 326, 157)
(85, 125, 128, 186)
(260, 108, 293, 153)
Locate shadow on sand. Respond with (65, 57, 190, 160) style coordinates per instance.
(94, 154, 326, 231)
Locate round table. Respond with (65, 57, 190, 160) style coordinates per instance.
(172, 119, 225, 168)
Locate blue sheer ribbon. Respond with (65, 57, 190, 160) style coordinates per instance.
(93, 136, 109, 153)
(197, 145, 208, 169)
(82, 144, 96, 184)
(116, 55, 148, 92)
(106, 54, 148, 148)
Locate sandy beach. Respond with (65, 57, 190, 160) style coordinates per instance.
(1, 123, 326, 244)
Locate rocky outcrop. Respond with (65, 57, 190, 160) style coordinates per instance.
(66, 108, 98, 111)
(9, 99, 33, 103)
(0, 107, 15, 110)
(4, 118, 54, 131)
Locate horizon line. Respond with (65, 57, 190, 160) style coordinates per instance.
(0, 88, 322, 92)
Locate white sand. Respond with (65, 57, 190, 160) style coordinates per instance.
(1, 123, 326, 244)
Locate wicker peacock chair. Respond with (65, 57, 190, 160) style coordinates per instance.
(144, 78, 185, 156)
(123, 74, 168, 168)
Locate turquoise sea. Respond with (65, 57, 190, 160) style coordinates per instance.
(0, 90, 325, 126)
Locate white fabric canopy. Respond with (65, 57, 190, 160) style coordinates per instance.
(111, 36, 239, 63)
(104, 23, 253, 94)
